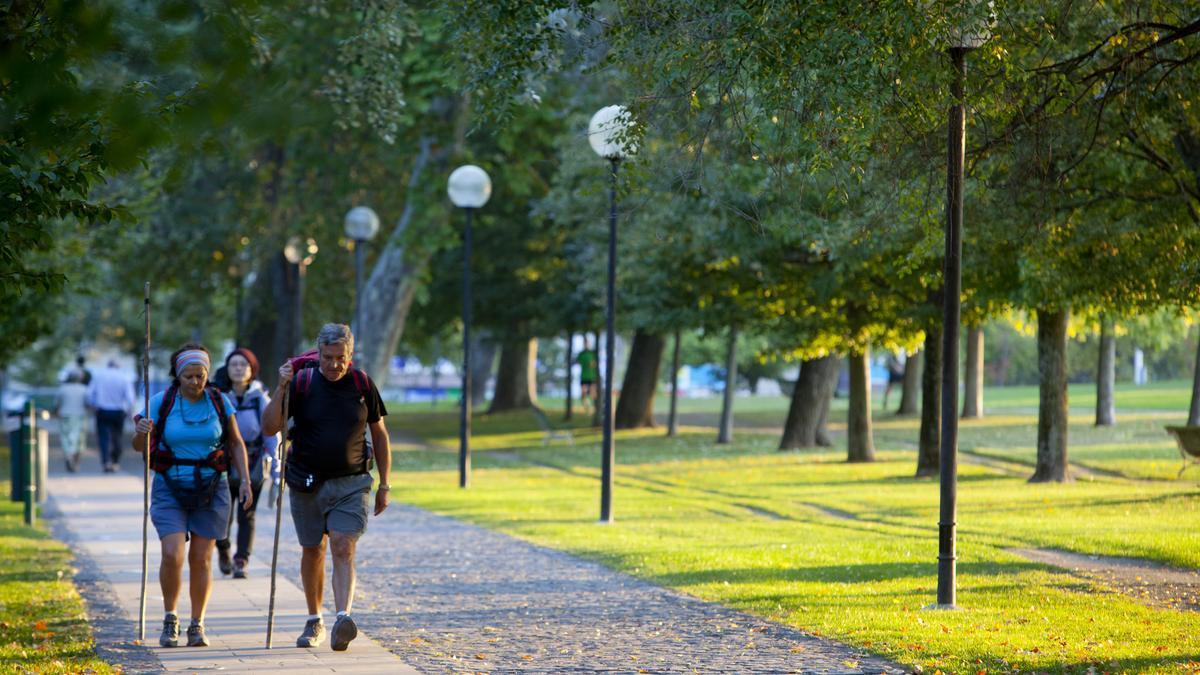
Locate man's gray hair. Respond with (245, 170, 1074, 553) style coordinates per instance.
(317, 323, 354, 355)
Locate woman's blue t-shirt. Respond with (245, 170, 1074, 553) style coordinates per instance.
(144, 389, 236, 483)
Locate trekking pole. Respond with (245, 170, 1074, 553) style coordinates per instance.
(265, 388, 289, 649)
(138, 282, 151, 643)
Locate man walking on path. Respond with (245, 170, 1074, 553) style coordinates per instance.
(262, 323, 391, 653)
(86, 359, 136, 473)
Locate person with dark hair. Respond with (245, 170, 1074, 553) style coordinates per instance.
(576, 336, 598, 414)
(262, 323, 391, 653)
(132, 343, 254, 648)
(214, 347, 279, 579)
(74, 355, 92, 386)
(882, 352, 906, 411)
(87, 359, 136, 472)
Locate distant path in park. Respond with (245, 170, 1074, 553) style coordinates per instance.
(1010, 548, 1200, 614)
(272, 502, 905, 673)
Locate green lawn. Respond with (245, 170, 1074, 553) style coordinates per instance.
(0, 494, 113, 674)
(387, 382, 1200, 673)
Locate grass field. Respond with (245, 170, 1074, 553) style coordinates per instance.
(387, 380, 1200, 673)
(0, 459, 113, 674)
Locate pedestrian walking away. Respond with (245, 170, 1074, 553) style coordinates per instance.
(56, 371, 89, 472)
(88, 359, 137, 472)
(261, 323, 391, 653)
(576, 337, 599, 414)
(214, 347, 280, 579)
(73, 354, 93, 386)
(132, 343, 254, 648)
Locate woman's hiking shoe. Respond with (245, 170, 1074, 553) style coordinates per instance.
(217, 548, 233, 576)
(296, 618, 324, 647)
(331, 614, 358, 651)
(159, 616, 180, 647)
(186, 621, 209, 647)
(232, 557, 247, 579)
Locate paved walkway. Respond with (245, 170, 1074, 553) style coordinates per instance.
(44, 440, 904, 673)
(43, 449, 419, 674)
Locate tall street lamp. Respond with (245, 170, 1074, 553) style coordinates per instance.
(448, 165, 492, 489)
(283, 236, 318, 352)
(344, 206, 381, 356)
(937, 3, 992, 610)
(588, 104, 635, 523)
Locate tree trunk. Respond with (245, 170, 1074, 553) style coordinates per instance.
(1030, 307, 1072, 483)
(1095, 317, 1116, 426)
(961, 326, 984, 418)
(716, 325, 738, 444)
(246, 253, 299, 389)
(615, 330, 665, 429)
(896, 349, 921, 416)
(667, 329, 682, 437)
(468, 331, 496, 408)
(488, 337, 538, 412)
(564, 332, 574, 420)
(846, 349, 875, 462)
(355, 136, 435, 386)
(917, 325, 942, 477)
(1190, 330, 1200, 426)
(779, 355, 839, 449)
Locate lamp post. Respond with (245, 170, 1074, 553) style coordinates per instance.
(588, 104, 635, 523)
(283, 236, 319, 352)
(344, 206, 381, 354)
(229, 246, 253, 347)
(937, 3, 991, 610)
(448, 165, 492, 489)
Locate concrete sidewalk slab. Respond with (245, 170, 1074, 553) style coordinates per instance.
(44, 451, 418, 673)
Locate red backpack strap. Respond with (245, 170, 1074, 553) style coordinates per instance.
(204, 386, 230, 472)
(296, 366, 314, 396)
(149, 385, 179, 473)
(351, 368, 370, 398)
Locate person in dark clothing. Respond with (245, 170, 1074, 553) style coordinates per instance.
(214, 348, 279, 579)
(261, 323, 391, 653)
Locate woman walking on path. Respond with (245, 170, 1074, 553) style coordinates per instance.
(133, 344, 254, 648)
(214, 348, 279, 579)
(56, 372, 89, 472)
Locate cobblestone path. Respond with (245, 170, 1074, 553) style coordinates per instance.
(273, 503, 904, 673)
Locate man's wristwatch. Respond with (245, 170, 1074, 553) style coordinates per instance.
(377, 484, 390, 491)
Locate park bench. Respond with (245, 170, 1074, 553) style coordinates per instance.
(1164, 426, 1200, 478)
(531, 406, 574, 447)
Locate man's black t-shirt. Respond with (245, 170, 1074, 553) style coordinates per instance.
(287, 368, 387, 479)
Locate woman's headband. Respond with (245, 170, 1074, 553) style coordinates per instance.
(175, 350, 211, 374)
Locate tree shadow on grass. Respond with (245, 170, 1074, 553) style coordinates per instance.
(646, 560, 1049, 587)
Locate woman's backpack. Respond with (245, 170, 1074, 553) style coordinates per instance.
(146, 385, 231, 509)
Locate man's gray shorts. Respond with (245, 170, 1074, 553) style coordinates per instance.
(290, 473, 373, 548)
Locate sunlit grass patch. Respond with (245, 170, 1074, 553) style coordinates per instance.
(390, 410, 1200, 673)
(0, 500, 113, 674)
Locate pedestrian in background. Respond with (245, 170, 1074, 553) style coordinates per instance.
(56, 372, 89, 472)
(87, 359, 136, 473)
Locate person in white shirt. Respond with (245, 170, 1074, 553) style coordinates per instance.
(56, 372, 89, 472)
(86, 360, 137, 473)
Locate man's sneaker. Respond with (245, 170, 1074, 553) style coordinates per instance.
(217, 548, 233, 576)
(232, 557, 247, 579)
(159, 616, 180, 647)
(186, 621, 208, 647)
(330, 614, 358, 652)
(296, 618, 324, 648)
